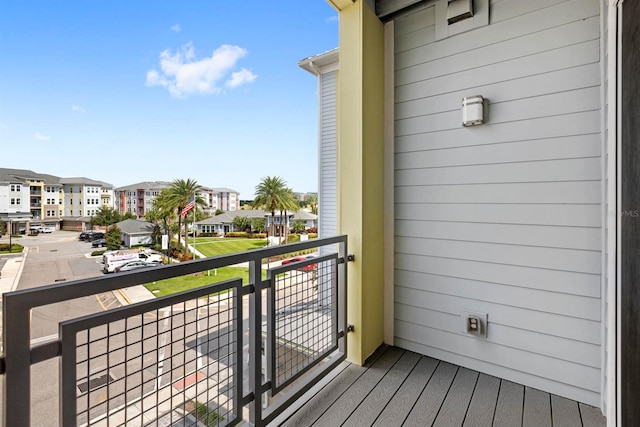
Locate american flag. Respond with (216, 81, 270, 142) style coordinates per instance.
(179, 196, 196, 217)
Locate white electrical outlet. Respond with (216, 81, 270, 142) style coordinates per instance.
(460, 310, 488, 338)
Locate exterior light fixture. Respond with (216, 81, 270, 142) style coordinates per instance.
(462, 95, 485, 126)
(447, 0, 474, 24)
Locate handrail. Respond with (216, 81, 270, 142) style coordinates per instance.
(2, 235, 348, 427)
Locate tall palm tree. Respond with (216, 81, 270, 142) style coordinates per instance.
(165, 178, 204, 254)
(252, 176, 287, 238)
(277, 188, 299, 244)
(307, 194, 318, 215)
(146, 189, 176, 240)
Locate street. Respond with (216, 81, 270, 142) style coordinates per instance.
(0, 230, 118, 426)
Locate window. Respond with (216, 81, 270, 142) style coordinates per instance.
(59, 210, 62, 216)
(79, 210, 82, 216)
(59, 199, 62, 204)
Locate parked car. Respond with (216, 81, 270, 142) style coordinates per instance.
(115, 260, 158, 273)
(29, 225, 44, 234)
(281, 256, 316, 272)
(91, 238, 107, 248)
(79, 231, 91, 241)
(86, 232, 105, 242)
(40, 226, 55, 233)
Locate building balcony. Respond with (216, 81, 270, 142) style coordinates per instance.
(0, 236, 604, 426)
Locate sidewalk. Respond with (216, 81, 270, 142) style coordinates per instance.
(0, 252, 26, 296)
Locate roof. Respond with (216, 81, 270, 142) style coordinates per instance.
(210, 187, 240, 194)
(0, 168, 62, 185)
(196, 209, 317, 225)
(298, 48, 339, 75)
(116, 219, 155, 235)
(114, 181, 171, 191)
(59, 177, 114, 188)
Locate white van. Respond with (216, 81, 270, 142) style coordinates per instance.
(103, 250, 162, 273)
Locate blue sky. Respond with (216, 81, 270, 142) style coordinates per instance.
(0, 1, 338, 199)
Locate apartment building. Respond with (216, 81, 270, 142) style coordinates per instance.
(59, 178, 114, 218)
(113, 181, 171, 218)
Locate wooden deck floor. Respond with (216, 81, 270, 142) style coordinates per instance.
(278, 346, 606, 427)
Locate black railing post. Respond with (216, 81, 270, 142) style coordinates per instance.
(248, 255, 263, 425)
(3, 295, 31, 427)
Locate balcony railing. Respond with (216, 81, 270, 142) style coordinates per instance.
(1, 235, 348, 426)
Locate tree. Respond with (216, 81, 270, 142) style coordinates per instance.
(214, 209, 224, 216)
(122, 212, 136, 220)
(277, 188, 299, 244)
(151, 224, 162, 246)
(164, 178, 205, 254)
(291, 220, 306, 233)
(250, 217, 266, 233)
(0, 219, 6, 236)
(232, 216, 251, 232)
(146, 189, 176, 238)
(252, 176, 287, 238)
(91, 207, 121, 226)
(105, 225, 122, 250)
(307, 194, 318, 215)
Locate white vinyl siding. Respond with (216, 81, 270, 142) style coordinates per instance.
(393, 0, 602, 407)
(319, 70, 337, 240)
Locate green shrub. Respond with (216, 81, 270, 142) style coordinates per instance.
(0, 244, 24, 253)
(224, 232, 266, 239)
(91, 250, 106, 257)
(287, 234, 301, 243)
(27, 233, 39, 237)
(308, 233, 318, 239)
(9, 234, 22, 238)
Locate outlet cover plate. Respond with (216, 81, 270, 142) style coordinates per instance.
(460, 310, 488, 338)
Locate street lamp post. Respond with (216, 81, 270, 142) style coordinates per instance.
(8, 219, 12, 252)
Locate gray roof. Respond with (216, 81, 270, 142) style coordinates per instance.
(116, 219, 155, 235)
(59, 177, 113, 188)
(114, 181, 171, 191)
(196, 209, 316, 225)
(210, 187, 240, 194)
(0, 168, 62, 184)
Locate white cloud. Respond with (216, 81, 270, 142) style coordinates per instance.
(325, 15, 338, 23)
(170, 24, 181, 32)
(225, 68, 257, 88)
(71, 105, 85, 113)
(146, 42, 257, 97)
(35, 132, 50, 141)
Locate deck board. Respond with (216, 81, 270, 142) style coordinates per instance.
(551, 394, 583, 427)
(493, 380, 524, 427)
(462, 373, 500, 427)
(310, 347, 404, 426)
(523, 386, 552, 427)
(372, 356, 439, 426)
(279, 346, 606, 427)
(342, 351, 421, 426)
(403, 361, 458, 426)
(433, 367, 479, 427)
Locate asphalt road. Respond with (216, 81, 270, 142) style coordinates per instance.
(0, 230, 116, 426)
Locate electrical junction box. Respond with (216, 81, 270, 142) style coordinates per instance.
(460, 310, 488, 338)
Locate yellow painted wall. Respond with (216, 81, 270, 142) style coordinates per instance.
(335, 0, 385, 365)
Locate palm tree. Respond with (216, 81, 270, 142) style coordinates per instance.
(165, 178, 204, 255)
(146, 189, 176, 242)
(307, 194, 318, 215)
(277, 188, 299, 244)
(252, 176, 287, 238)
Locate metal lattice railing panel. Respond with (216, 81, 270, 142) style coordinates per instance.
(60, 279, 242, 427)
(268, 254, 339, 394)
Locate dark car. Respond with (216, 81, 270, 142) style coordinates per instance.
(79, 231, 90, 241)
(281, 256, 316, 272)
(86, 232, 105, 242)
(91, 238, 107, 248)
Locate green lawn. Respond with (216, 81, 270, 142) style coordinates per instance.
(145, 266, 267, 297)
(193, 238, 268, 258)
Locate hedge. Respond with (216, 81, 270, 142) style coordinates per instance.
(224, 232, 267, 239)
